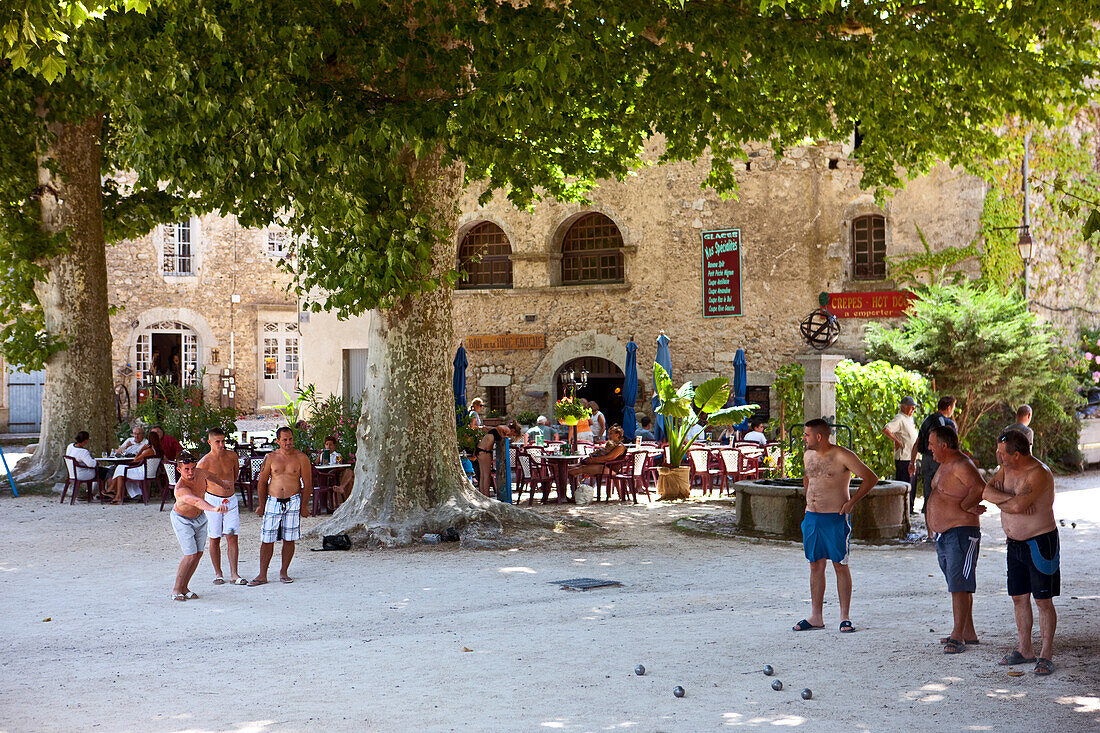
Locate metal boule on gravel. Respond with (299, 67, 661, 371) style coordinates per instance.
(762, 664, 774, 676)
(771, 680, 783, 691)
(634, 665, 645, 676)
(673, 686, 685, 698)
(801, 688, 813, 700)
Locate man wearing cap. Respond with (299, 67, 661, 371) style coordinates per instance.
(169, 451, 233, 601)
(882, 396, 919, 513)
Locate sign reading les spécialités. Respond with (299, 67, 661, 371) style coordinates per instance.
(465, 334, 546, 350)
(825, 291, 915, 318)
(701, 228, 743, 317)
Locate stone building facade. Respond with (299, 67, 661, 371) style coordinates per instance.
(106, 214, 298, 415)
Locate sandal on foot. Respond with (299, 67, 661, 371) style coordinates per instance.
(1034, 658, 1055, 676)
(247, 578, 267, 587)
(184, 591, 199, 600)
(171, 593, 187, 602)
(212, 576, 225, 585)
(279, 577, 294, 584)
(943, 638, 966, 654)
(792, 619, 824, 631)
(839, 620, 855, 633)
(940, 637, 979, 645)
(999, 650, 1037, 666)
(231, 578, 248, 586)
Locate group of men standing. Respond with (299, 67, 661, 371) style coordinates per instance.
(168, 426, 314, 600)
(796, 406, 1060, 677)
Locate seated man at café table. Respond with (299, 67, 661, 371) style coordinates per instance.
(65, 431, 98, 483)
(743, 420, 769, 446)
(249, 426, 312, 586)
(525, 416, 555, 444)
(319, 436, 342, 465)
(318, 435, 354, 508)
(150, 425, 182, 462)
(568, 425, 627, 489)
(636, 416, 656, 441)
(116, 425, 148, 456)
(105, 430, 164, 503)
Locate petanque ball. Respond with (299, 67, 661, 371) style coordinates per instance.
(673, 686, 685, 698)
(634, 665, 646, 676)
(801, 688, 813, 700)
(771, 680, 783, 691)
(762, 664, 774, 676)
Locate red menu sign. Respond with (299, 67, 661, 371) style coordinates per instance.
(701, 228, 743, 317)
(825, 291, 915, 318)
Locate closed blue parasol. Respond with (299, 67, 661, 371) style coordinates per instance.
(453, 345, 468, 421)
(733, 348, 749, 430)
(651, 333, 672, 441)
(622, 341, 638, 440)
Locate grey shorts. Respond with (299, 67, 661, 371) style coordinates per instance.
(171, 511, 208, 556)
(936, 525, 980, 593)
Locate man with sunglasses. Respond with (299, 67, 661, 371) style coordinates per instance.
(983, 429, 1059, 676)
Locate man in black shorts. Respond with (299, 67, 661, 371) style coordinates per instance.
(983, 430, 1059, 675)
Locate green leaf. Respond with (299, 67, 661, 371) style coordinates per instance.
(694, 377, 730, 413)
(706, 405, 757, 426)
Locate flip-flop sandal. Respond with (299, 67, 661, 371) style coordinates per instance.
(999, 650, 1037, 666)
(940, 637, 979, 645)
(212, 577, 225, 585)
(279, 577, 294, 584)
(171, 593, 187, 602)
(839, 621, 855, 633)
(1034, 658, 1055, 676)
(792, 619, 825, 631)
(231, 578, 248, 586)
(247, 579, 267, 587)
(943, 638, 966, 654)
(184, 591, 199, 600)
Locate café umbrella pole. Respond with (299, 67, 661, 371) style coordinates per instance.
(1, 449, 19, 497)
(651, 333, 672, 442)
(622, 341, 638, 441)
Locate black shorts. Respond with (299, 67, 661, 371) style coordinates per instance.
(1006, 529, 1060, 599)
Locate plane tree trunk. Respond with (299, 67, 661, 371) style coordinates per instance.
(14, 115, 115, 485)
(313, 148, 552, 546)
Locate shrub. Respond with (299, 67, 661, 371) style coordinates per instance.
(515, 410, 540, 426)
(131, 374, 239, 453)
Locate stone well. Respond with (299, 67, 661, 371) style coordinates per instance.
(733, 478, 911, 542)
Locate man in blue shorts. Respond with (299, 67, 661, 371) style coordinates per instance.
(984, 430, 1059, 676)
(792, 419, 878, 633)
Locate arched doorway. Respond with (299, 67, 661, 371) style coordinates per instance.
(134, 320, 200, 396)
(556, 357, 626, 429)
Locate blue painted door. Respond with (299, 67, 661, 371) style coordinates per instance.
(7, 367, 45, 433)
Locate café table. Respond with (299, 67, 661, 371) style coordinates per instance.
(541, 453, 585, 504)
(95, 455, 134, 486)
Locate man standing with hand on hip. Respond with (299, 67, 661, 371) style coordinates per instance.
(792, 419, 878, 634)
(882, 396, 918, 512)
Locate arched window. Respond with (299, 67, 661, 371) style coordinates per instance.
(851, 214, 886, 280)
(561, 213, 624, 284)
(457, 222, 513, 289)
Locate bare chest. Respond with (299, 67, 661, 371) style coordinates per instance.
(803, 453, 846, 480)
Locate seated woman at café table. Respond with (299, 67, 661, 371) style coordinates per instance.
(474, 420, 520, 497)
(568, 425, 627, 483)
(65, 431, 98, 482)
(104, 430, 164, 503)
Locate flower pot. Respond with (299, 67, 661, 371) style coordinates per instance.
(560, 416, 579, 426)
(657, 465, 691, 500)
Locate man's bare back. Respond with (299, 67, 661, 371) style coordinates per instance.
(927, 455, 983, 534)
(198, 447, 239, 499)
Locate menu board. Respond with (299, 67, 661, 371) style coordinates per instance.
(701, 228, 743, 317)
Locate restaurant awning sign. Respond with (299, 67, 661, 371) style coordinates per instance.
(465, 334, 546, 350)
(823, 290, 915, 318)
(701, 228, 743, 317)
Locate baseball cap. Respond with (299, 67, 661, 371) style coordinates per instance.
(900, 396, 917, 407)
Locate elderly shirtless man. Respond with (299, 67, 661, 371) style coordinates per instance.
(984, 430, 1059, 676)
(170, 451, 231, 601)
(249, 427, 312, 586)
(792, 419, 878, 633)
(926, 425, 985, 653)
(198, 428, 246, 585)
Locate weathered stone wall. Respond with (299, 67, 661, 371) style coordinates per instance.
(452, 140, 991, 421)
(106, 213, 296, 415)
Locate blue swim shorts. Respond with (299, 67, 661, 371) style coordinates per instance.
(802, 511, 851, 565)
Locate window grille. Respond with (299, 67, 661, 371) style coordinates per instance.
(851, 214, 886, 280)
(487, 386, 506, 415)
(163, 222, 193, 275)
(561, 213, 624, 284)
(285, 338, 299, 382)
(267, 230, 290, 257)
(457, 222, 513, 289)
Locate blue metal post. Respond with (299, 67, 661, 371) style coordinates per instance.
(496, 438, 512, 504)
(1, 449, 19, 497)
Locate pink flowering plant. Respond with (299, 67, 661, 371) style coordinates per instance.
(1076, 327, 1100, 386)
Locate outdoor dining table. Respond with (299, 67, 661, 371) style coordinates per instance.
(540, 453, 585, 503)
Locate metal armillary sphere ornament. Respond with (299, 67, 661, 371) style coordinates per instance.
(799, 308, 841, 351)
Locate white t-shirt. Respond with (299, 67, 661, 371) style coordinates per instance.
(118, 438, 148, 457)
(65, 443, 97, 481)
(743, 430, 768, 446)
(591, 411, 606, 440)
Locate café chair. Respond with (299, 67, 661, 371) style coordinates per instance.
(688, 448, 721, 496)
(516, 453, 556, 505)
(310, 466, 334, 516)
(160, 461, 179, 511)
(62, 455, 99, 504)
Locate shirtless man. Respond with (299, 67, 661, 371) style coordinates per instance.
(926, 425, 986, 653)
(792, 419, 878, 633)
(198, 428, 246, 585)
(170, 451, 230, 601)
(249, 426, 312, 586)
(983, 429, 1059, 676)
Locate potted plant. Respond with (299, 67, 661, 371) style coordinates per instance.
(653, 363, 756, 499)
(554, 396, 591, 453)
